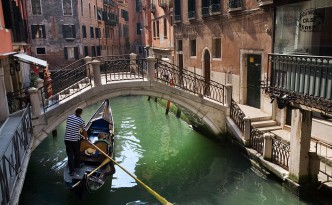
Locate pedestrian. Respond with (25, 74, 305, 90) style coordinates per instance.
(64, 107, 88, 176)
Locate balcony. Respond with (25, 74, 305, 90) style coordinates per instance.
(188, 11, 196, 20)
(174, 14, 181, 22)
(202, 7, 210, 17)
(228, 0, 243, 12)
(257, 0, 273, 7)
(211, 4, 221, 14)
(150, 3, 156, 13)
(265, 53, 332, 114)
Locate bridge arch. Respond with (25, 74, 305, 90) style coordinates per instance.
(32, 81, 228, 149)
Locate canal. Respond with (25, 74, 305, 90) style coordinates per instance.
(20, 96, 311, 205)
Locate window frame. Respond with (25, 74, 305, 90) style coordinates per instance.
(31, 24, 46, 39)
(31, 0, 42, 15)
(62, 0, 73, 16)
(62, 24, 76, 39)
(36, 47, 46, 55)
(190, 39, 196, 57)
(212, 37, 222, 59)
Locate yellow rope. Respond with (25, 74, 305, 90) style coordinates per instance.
(86, 139, 173, 205)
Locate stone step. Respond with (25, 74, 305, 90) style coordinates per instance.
(257, 126, 282, 132)
(247, 115, 272, 122)
(252, 120, 277, 128)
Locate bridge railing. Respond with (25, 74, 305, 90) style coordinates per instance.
(101, 58, 146, 82)
(39, 63, 92, 111)
(0, 106, 33, 205)
(6, 87, 30, 114)
(230, 99, 245, 132)
(155, 59, 226, 104)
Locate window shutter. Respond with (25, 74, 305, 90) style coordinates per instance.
(42, 25, 46, 38)
(31, 25, 36, 39)
(64, 47, 68, 59)
(62, 25, 66, 38)
(74, 47, 79, 59)
(72, 25, 76, 38)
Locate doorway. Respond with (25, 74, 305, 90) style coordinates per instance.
(203, 50, 211, 96)
(247, 54, 261, 108)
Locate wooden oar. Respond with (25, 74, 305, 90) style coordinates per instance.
(84, 138, 173, 205)
(72, 158, 110, 188)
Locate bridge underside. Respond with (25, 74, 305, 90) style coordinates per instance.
(31, 80, 229, 150)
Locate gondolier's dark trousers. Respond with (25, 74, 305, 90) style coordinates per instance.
(65, 140, 81, 173)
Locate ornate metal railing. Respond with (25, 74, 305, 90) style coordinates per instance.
(202, 7, 210, 16)
(266, 54, 332, 113)
(6, 87, 31, 114)
(271, 136, 290, 170)
(211, 4, 221, 13)
(39, 64, 92, 111)
(93, 54, 130, 62)
(155, 59, 226, 104)
(102, 58, 146, 83)
(51, 58, 86, 80)
(250, 127, 264, 154)
(0, 106, 32, 205)
(313, 138, 332, 182)
(188, 11, 196, 19)
(230, 99, 245, 132)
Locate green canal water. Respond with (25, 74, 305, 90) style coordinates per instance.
(20, 96, 313, 205)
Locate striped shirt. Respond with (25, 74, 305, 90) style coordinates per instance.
(64, 114, 85, 141)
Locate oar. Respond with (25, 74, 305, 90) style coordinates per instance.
(72, 158, 111, 188)
(85, 138, 173, 205)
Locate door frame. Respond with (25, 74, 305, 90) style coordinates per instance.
(201, 47, 211, 79)
(239, 49, 263, 106)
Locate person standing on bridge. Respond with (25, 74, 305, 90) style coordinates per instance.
(64, 107, 88, 176)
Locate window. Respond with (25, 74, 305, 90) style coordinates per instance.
(177, 40, 182, 51)
(136, 23, 141, 35)
(36, 47, 46, 54)
(156, 20, 160, 38)
(31, 0, 42, 15)
(174, 0, 181, 21)
(95, 27, 100, 38)
(96, 46, 101, 56)
(153, 21, 156, 38)
(63, 0, 73, 15)
(81, 0, 83, 16)
(90, 27, 94, 38)
(91, 46, 96, 56)
(84, 46, 89, 56)
(89, 3, 91, 18)
(188, 0, 196, 19)
(62, 25, 76, 39)
(31, 25, 46, 39)
(64, 47, 78, 59)
(163, 18, 167, 38)
(82, 25, 87, 38)
(212, 38, 221, 58)
(136, 0, 141, 12)
(190, 39, 196, 56)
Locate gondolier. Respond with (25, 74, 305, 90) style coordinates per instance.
(64, 107, 88, 176)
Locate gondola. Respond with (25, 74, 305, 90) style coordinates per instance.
(63, 99, 115, 195)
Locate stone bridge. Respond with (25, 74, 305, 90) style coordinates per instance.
(29, 55, 232, 150)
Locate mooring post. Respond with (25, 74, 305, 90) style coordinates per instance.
(84, 56, 93, 78)
(147, 56, 156, 81)
(165, 100, 171, 115)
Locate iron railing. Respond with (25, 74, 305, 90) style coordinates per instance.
(0, 106, 32, 205)
(266, 54, 332, 113)
(102, 58, 146, 83)
(250, 127, 264, 154)
(272, 136, 290, 170)
(230, 99, 245, 132)
(6, 87, 31, 114)
(202, 7, 210, 16)
(155, 59, 226, 104)
(39, 64, 92, 111)
(313, 138, 332, 183)
(211, 4, 221, 13)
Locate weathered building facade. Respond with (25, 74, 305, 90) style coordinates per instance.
(27, 0, 127, 70)
(174, 0, 273, 113)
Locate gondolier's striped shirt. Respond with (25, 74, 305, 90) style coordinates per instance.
(64, 114, 85, 141)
